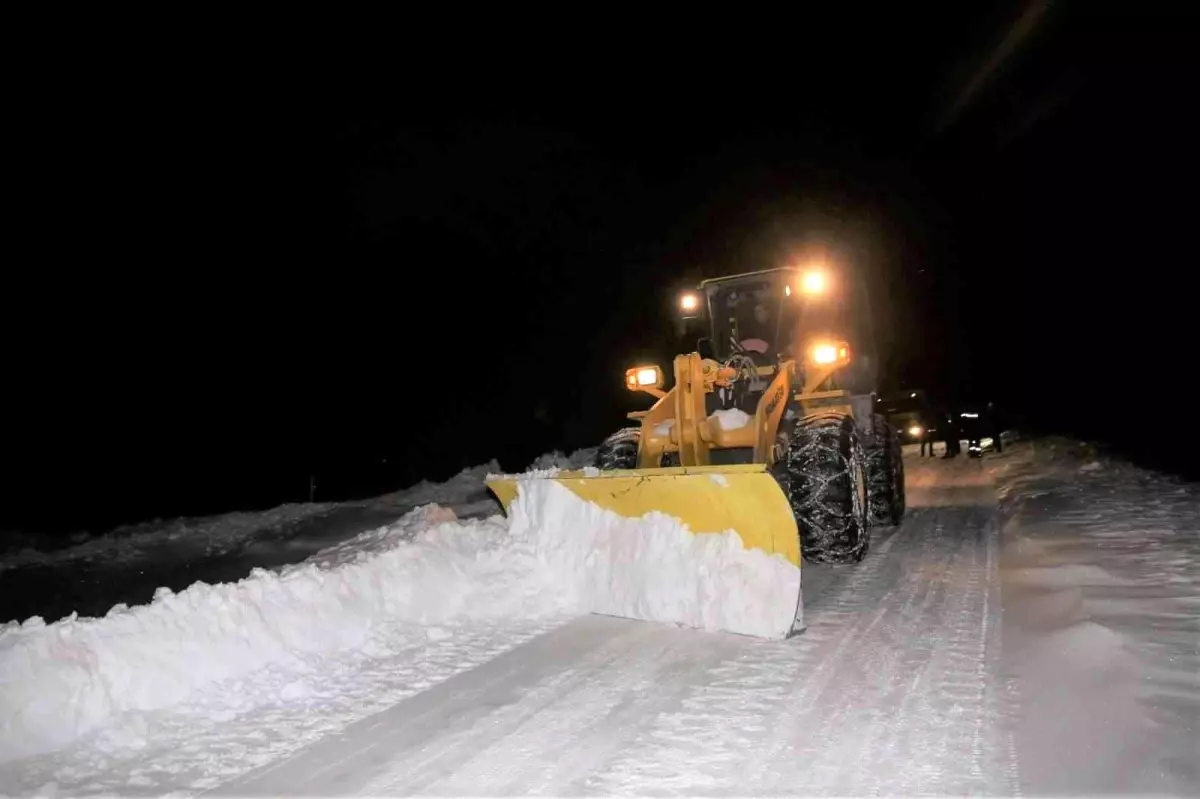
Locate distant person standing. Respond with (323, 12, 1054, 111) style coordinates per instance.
(942, 411, 961, 458)
(988, 402, 1004, 453)
(919, 411, 939, 457)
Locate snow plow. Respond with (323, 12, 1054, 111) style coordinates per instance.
(486, 264, 905, 639)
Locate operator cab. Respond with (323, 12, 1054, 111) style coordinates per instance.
(678, 266, 870, 378)
(705, 273, 794, 364)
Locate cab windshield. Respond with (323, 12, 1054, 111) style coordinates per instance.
(706, 276, 793, 361)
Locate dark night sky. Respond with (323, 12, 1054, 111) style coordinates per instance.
(4, 5, 1194, 535)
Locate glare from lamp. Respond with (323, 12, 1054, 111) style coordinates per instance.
(636, 367, 659, 386)
(799, 271, 826, 295)
(811, 344, 838, 364)
(679, 293, 700, 312)
(908, 425, 923, 438)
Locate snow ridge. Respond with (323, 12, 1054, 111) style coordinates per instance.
(0, 506, 565, 763)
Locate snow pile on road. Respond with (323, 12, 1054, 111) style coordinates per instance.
(0, 468, 798, 764)
(488, 446, 601, 479)
(0, 504, 567, 763)
(509, 478, 801, 639)
(526, 446, 599, 471)
(0, 503, 338, 573)
(0, 460, 505, 573)
(367, 460, 500, 507)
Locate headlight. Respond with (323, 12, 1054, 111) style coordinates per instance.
(808, 340, 850, 365)
(625, 365, 664, 391)
(811, 344, 838, 364)
(679, 292, 701, 314)
(908, 425, 923, 438)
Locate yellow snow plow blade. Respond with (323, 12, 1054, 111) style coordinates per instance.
(486, 464, 799, 566)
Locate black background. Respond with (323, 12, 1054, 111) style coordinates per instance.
(4, 4, 1194, 536)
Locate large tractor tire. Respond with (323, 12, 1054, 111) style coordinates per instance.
(595, 428, 640, 470)
(773, 413, 870, 564)
(866, 413, 906, 526)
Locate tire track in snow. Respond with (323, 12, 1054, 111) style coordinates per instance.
(227, 617, 666, 796)
(366, 620, 745, 795)
(403, 623, 748, 795)
(855, 505, 1011, 796)
(758, 512, 958, 794)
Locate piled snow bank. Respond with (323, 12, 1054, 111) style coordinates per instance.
(368, 461, 501, 507)
(508, 478, 801, 639)
(0, 450, 587, 571)
(1, 460, 504, 572)
(0, 505, 566, 763)
(0, 468, 799, 763)
(993, 440, 1199, 794)
(525, 447, 599, 472)
(0, 503, 337, 573)
(488, 447, 602, 480)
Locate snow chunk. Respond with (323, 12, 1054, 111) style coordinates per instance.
(709, 408, 752, 431)
(425, 626, 453, 642)
(654, 419, 676, 436)
(709, 474, 730, 487)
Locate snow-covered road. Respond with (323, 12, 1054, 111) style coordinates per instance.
(3, 442, 1196, 796)
(214, 460, 1016, 796)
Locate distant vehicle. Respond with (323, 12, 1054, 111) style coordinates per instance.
(957, 402, 1003, 456)
(877, 389, 934, 445)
